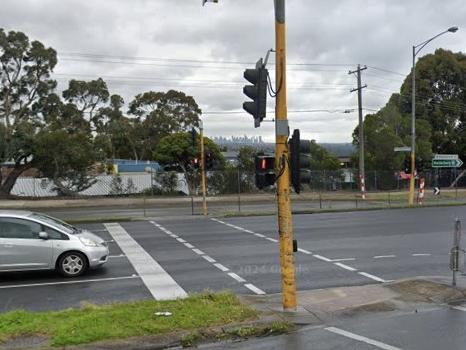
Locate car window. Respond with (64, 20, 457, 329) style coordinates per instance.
(43, 226, 69, 240)
(30, 213, 76, 235)
(0, 217, 41, 239)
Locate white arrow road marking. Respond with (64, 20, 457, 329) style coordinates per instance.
(104, 223, 187, 300)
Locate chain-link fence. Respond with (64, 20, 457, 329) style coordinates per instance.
(7, 168, 466, 216)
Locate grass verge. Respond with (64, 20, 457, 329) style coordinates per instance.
(0, 292, 259, 348)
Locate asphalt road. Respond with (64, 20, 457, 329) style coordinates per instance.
(1, 205, 464, 313)
(201, 304, 466, 350)
(2, 206, 466, 348)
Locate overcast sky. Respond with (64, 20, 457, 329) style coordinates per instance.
(1, 0, 464, 143)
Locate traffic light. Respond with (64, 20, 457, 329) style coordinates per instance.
(255, 155, 275, 189)
(243, 58, 268, 128)
(191, 128, 197, 147)
(403, 157, 411, 173)
(205, 151, 214, 170)
(192, 157, 199, 169)
(288, 129, 311, 194)
(416, 156, 425, 173)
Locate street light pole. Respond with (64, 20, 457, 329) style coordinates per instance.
(408, 26, 458, 207)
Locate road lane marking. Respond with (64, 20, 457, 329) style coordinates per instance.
(334, 262, 357, 272)
(0, 275, 140, 290)
(244, 283, 266, 295)
(176, 238, 187, 243)
(228, 272, 246, 283)
(104, 223, 187, 300)
(325, 327, 402, 350)
(412, 253, 431, 257)
(108, 254, 126, 258)
(358, 272, 387, 282)
(151, 221, 266, 295)
(374, 255, 396, 259)
(214, 263, 229, 272)
(184, 243, 195, 249)
(210, 218, 388, 281)
(313, 254, 333, 262)
(202, 255, 216, 263)
(452, 306, 466, 312)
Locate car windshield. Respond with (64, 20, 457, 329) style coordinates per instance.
(30, 213, 79, 235)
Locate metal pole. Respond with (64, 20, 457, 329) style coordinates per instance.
(200, 121, 208, 216)
(237, 167, 241, 212)
(349, 65, 367, 199)
(274, 0, 297, 311)
(409, 46, 416, 207)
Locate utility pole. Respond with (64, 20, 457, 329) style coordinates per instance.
(199, 120, 208, 216)
(274, 0, 297, 311)
(349, 65, 367, 199)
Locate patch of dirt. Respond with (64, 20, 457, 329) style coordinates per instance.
(388, 279, 466, 303)
(342, 301, 396, 316)
(0, 335, 48, 350)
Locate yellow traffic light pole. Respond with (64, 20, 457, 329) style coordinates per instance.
(274, 0, 297, 311)
(200, 120, 208, 216)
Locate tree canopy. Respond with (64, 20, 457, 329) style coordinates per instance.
(354, 49, 466, 171)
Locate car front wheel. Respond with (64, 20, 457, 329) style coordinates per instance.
(58, 252, 88, 277)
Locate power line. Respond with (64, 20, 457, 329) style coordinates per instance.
(59, 51, 355, 67)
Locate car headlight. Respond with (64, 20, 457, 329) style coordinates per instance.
(79, 237, 99, 247)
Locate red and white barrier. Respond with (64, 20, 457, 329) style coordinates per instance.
(360, 175, 366, 200)
(418, 177, 425, 205)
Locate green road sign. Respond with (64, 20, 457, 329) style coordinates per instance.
(432, 158, 463, 168)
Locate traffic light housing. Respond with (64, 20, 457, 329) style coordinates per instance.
(191, 128, 197, 147)
(403, 157, 411, 173)
(205, 151, 214, 170)
(416, 156, 425, 173)
(255, 155, 275, 189)
(243, 58, 268, 128)
(289, 129, 311, 194)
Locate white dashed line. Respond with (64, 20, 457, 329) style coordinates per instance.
(412, 253, 431, 257)
(358, 272, 387, 282)
(313, 254, 333, 262)
(297, 248, 312, 254)
(334, 262, 357, 272)
(373, 255, 396, 259)
(254, 233, 266, 238)
(331, 258, 355, 262)
(244, 283, 266, 295)
(325, 327, 402, 350)
(214, 263, 229, 272)
(228, 272, 246, 283)
(266, 237, 279, 243)
(105, 223, 187, 300)
(452, 306, 466, 312)
(151, 221, 266, 296)
(202, 255, 216, 263)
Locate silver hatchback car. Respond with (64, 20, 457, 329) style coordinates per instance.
(0, 210, 109, 277)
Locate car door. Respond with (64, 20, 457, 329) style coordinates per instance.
(0, 217, 53, 271)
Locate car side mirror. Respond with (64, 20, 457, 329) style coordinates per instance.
(38, 231, 49, 240)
